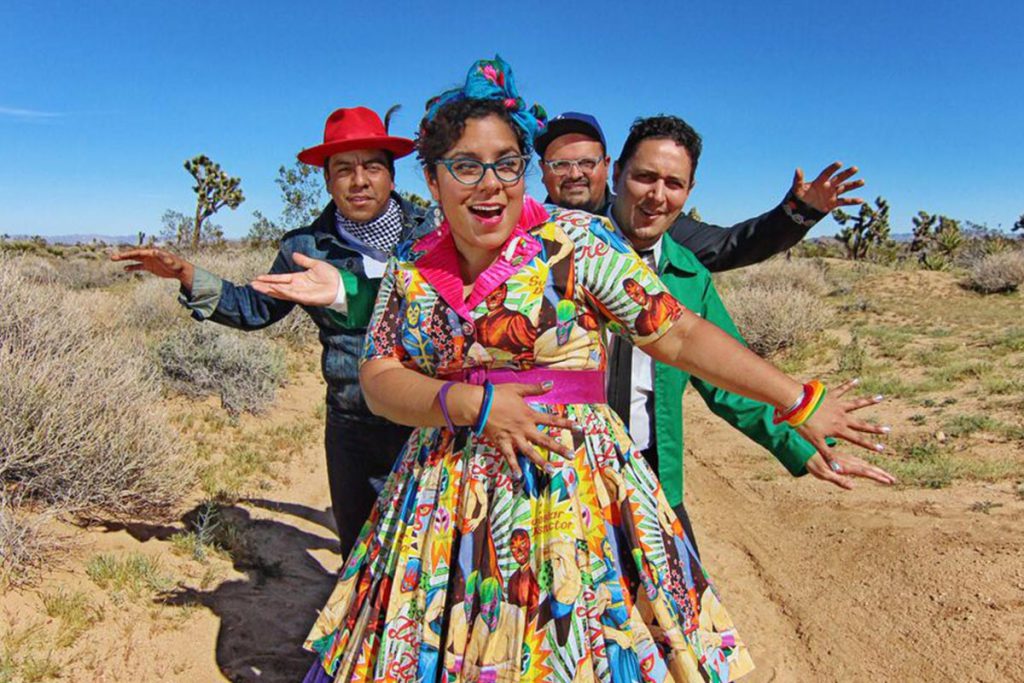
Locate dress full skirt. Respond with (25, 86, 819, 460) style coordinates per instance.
(303, 403, 754, 682)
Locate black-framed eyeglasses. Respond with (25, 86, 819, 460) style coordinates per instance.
(436, 155, 529, 186)
(541, 156, 605, 176)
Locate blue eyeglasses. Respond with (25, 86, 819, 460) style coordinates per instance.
(436, 155, 529, 185)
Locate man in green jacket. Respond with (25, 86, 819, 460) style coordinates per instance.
(599, 115, 894, 554)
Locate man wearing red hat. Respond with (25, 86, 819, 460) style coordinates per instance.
(114, 107, 430, 556)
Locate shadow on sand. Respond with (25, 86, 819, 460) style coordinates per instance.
(104, 498, 340, 682)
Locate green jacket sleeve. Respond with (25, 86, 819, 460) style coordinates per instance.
(691, 276, 815, 476)
(324, 270, 381, 330)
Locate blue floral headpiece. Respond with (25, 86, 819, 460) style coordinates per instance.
(423, 55, 548, 152)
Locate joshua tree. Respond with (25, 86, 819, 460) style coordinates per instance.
(833, 196, 891, 261)
(246, 210, 284, 248)
(185, 155, 244, 250)
(400, 191, 431, 209)
(910, 211, 964, 269)
(910, 211, 936, 252)
(276, 161, 324, 231)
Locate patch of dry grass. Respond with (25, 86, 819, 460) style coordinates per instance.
(873, 434, 1023, 489)
(0, 257, 194, 580)
(86, 552, 172, 601)
(40, 588, 105, 648)
(0, 621, 60, 682)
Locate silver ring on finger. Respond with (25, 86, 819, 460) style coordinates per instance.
(830, 461, 843, 473)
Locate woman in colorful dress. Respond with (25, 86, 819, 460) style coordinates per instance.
(252, 56, 888, 683)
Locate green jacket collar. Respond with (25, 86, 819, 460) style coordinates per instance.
(659, 233, 703, 276)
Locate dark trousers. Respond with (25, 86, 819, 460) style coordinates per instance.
(324, 411, 412, 557)
(641, 445, 701, 560)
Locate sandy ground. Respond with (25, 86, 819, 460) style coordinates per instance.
(4, 371, 1023, 682)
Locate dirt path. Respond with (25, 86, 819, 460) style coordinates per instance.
(5, 375, 1023, 681)
(682, 392, 1024, 682)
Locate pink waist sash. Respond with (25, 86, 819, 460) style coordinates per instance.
(440, 368, 606, 405)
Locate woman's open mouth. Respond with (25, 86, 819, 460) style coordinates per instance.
(469, 204, 505, 225)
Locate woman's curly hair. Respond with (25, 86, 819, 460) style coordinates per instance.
(417, 99, 530, 177)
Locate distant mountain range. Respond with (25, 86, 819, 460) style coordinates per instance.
(4, 233, 138, 245)
(805, 233, 915, 243)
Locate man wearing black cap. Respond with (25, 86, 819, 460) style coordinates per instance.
(114, 107, 430, 556)
(535, 111, 862, 272)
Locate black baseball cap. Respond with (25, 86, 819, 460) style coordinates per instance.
(534, 111, 607, 158)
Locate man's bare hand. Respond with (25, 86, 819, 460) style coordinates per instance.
(111, 248, 195, 289)
(791, 162, 865, 213)
(250, 252, 340, 306)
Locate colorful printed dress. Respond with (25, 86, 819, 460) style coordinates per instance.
(303, 198, 755, 682)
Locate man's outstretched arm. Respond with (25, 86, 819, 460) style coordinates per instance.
(671, 162, 865, 272)
(112, 247, 296, 330)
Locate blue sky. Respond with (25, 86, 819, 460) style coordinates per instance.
(1, 1, 1021, 239)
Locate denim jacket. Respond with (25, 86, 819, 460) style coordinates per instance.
(179, 192, 431, 422)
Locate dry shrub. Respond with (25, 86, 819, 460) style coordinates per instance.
(9, 255, 61, 285)
(258, 306, 320, 347)
(0, 490, 52, 587)
(124, 276, 188, 332)
(7, 252, 129, 290)
(967, 250, 1024, 294)
(155, 324, 286, 415)
(190, 245, 280, 283)
(722, 283, 832, 357)
(721, 256, 832, 297)
(56, 257, 127, 289)
(0, 258, 193, 521)
(715, 257, 834, 356)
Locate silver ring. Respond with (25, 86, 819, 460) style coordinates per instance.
(830, 461, 842, 473)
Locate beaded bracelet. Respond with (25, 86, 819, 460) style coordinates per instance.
(438, 381, 457, 433)
(473, 380, 495, 435)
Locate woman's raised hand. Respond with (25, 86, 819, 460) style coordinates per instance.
(480, 382, 580, 480)
(251, 252, 340, 306)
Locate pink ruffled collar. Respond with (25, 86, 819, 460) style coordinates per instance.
(414, 196, 549, 321)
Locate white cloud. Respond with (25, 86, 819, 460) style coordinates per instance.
(0, 106, 63, 120)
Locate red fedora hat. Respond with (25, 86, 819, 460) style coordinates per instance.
(297, 107, 415, 166)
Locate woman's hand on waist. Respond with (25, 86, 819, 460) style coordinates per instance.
(473, 382, 580, 479)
